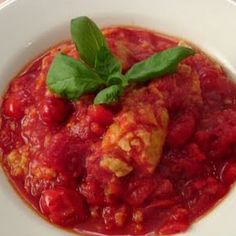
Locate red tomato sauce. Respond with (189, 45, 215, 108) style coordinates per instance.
(1, 27, 236, 235)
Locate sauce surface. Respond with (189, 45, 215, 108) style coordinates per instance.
(1, 26, 236, 235)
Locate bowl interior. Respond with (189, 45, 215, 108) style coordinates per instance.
(0, 0, 236, 236)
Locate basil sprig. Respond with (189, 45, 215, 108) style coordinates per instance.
(47, 16, 195, 104)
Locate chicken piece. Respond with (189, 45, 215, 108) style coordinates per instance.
(24, 159, 58, 196)
(6, 145, 29, 176)
(150, 64, 202, 111)
(103, 27, 177, 71)
(100, 88, 169, 175)
(100, 156, 133, 177)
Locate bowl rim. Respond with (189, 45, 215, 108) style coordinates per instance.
(1, 0, 236, 236)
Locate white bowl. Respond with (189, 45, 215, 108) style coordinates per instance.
(0, 0, 236, 235)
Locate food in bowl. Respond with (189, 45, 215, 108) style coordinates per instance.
(0, 16, 236, 235)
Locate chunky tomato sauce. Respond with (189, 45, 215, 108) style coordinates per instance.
(1, 27, 236, 235)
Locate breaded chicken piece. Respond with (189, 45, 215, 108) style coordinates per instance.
(150, 64, 202, 111)
(100, 87, 169, 176)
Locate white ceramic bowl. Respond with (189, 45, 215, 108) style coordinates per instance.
(0, 0, 236, 235)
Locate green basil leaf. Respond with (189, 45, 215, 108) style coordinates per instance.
(107, 72, 129, 88)
(95, 46, 121, 81)
(94, 84, 124, 105)
(47, 53, 105, 99)
(71, 16, 107, 67)
(125, 46, 195, 83)
(107, 75, 123, 86)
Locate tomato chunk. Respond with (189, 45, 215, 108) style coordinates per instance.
(88, 105, 114, 126)
(39, 187, 88, 226)
(167, 111, 196, 148)
(39, 96, 72, 125)
(220, 162, 236, 185)
(3, 93, 28, 119)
